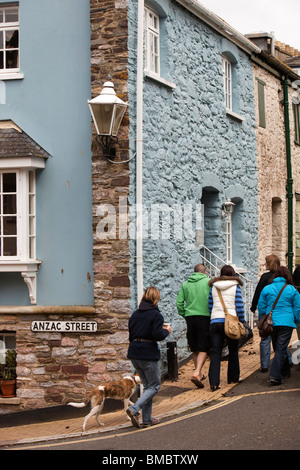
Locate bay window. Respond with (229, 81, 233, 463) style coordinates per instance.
(0, 121, 49, 304)
(0, 169, 36, 262)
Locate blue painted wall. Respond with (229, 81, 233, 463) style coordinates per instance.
(128, 0, 258, 360)
(0, 0, 94, 305)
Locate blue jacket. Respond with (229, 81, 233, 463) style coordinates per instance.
(258, 277, 300, 328)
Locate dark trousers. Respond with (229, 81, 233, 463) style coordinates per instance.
(209, 322, 240, 387)
(270, 326, 293, 383)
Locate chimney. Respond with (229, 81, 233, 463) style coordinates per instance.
(245, 32, 275, 55)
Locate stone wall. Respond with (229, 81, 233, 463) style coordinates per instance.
(253, 62, 300, 277)
(252, 64, 288, 274)
(127, 0, 258, 363)
(90, 0, 131, 374)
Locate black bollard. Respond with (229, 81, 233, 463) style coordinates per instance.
(167, 341, 178, 381)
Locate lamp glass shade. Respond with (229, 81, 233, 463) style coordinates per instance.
(111, 104, 127, 136)
(89, 102, 114, 135)
(223, 199, 235, 214)
(88, 81, 127, 136)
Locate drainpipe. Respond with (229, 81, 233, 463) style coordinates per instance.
(283, 79, 294, 272)
(136, 0, 144, 303)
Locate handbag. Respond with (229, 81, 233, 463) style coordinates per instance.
(216, 288, 245, 340)
(258, 283, 288, 338)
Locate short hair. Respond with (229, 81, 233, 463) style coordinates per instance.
(194, 263, 206, 273)
(220, 264, 236, 276)
(265, 254, 280, 272)
(141, 286, 160, 307)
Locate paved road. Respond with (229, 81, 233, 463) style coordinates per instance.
(8, 368, 300, 452)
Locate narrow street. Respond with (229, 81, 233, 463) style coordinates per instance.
(6, 369, 300, 452)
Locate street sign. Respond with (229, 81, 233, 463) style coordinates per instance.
(31, 320, 98, 333)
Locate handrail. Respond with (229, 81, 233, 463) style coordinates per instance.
(199, 245, 254, 328)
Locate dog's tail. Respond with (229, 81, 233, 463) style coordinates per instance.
(68, 401, 87, 408)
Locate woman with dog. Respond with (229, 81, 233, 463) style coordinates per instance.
(127, 286, 171, 429)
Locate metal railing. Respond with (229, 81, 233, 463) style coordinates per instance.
(199, 245, 254, 328)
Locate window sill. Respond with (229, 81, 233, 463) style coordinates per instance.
(226, 108, 245, 122)
(0, 260, 41, 272)
(0, 396, 21, 405)
(144, 70, 176, 89)
(0, 260, 41, 305)
(0, 72, 24, 81)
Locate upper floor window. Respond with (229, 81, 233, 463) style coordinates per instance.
(144, 6, 160, 76)
(221, 41, 245, 122)
(222, 56, 232, 111)
(257, 78, 266, 128)
(293, 103, 300, 145)
(0, 4, 19, 74)
(143, 4, 175, 89)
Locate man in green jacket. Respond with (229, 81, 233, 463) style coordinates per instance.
(176, 263, 210, 388)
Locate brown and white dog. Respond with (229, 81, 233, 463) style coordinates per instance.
(68, 374, 141, 431)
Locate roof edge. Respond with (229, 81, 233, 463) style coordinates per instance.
(174, 0, 261, 55)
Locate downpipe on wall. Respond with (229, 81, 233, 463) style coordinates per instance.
(136, 0, 144, 303)
(283, 78, 294, 272)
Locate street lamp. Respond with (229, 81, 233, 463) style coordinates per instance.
(88, 80, 128, 158)
(223, 198, 235, 215)
(222, 199, 235, 264)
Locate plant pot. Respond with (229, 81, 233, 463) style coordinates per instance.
(0, 379, 16, 397)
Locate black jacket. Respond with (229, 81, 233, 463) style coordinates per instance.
(251, 271, 274, 312)
(127, 301, 169, 361)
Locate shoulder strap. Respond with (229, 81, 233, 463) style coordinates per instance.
(270, 283, 288, 312)
(216, 288, 229, 315)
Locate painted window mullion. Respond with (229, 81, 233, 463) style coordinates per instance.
(144, 6, 160, 75)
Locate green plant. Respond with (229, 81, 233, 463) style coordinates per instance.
(0, 349, 16, 381)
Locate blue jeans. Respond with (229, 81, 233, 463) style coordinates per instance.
(209, 322, 240, 387)
(260, 336, 271, 369)
(260, 335, 292, 369)
(129, 359, 161, 425)
(270, 326, 293, 383)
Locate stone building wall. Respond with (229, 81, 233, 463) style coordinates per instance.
(252, 62, 300, 277)
(252, 63, 288, 275)
(127, 0, 258, 362)
(89, 0, 132, 376)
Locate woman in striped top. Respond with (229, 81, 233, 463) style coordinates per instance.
(208, 265, 245, 391)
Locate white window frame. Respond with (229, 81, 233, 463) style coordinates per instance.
(0, 156, 45, 304)
(144, 6, 160, 76)
(0, 332, 16, 364)
(222, 56, 232, 111)
(0, 169, 36, 263)
(0, 4, 20, 78)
